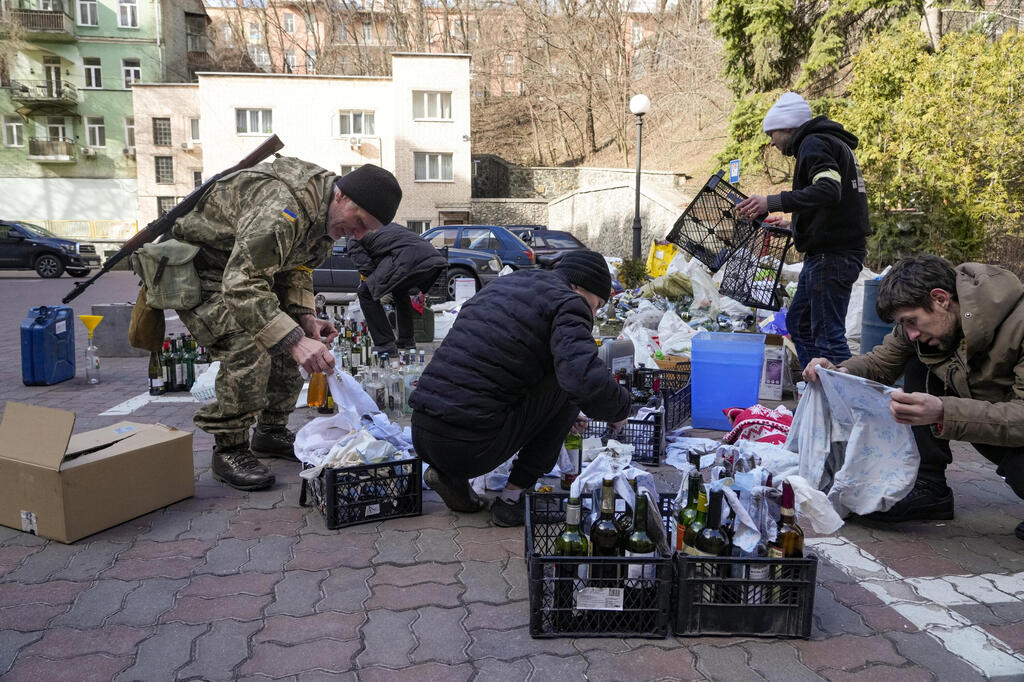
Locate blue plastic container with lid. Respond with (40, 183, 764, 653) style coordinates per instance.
(21, 305, 76, 386)
(691, 332, 765, 431)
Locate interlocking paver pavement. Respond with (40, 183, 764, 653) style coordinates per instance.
(1, 272, 1023, 680)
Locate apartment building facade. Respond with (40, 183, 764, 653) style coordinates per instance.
(0, 0, 208, 239)
(133, 52, 471, 230)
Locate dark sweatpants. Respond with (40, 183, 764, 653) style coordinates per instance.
(412, 376, 579, 489)
(905, 357, 1024, 500)
(358, 268, 442, 351)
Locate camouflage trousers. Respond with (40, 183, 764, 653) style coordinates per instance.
(181, 295, 303, 448)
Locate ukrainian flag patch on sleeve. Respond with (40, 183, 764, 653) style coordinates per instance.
(281, 208, 297, 222)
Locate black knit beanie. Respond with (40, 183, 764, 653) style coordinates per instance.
(333, 164, 402, 226)
(556, 249, 612, 302)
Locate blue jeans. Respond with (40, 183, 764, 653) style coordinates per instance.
(787, 250, 865, 368)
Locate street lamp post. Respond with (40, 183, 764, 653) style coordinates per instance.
(629, 94, 650, 260)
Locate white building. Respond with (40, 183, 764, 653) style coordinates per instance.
(133, 52, 472, 230)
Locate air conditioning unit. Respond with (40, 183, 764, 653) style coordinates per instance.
(349, 136, 361, 149)
(80, 146, 96, 157)
(122, 147, 136, 158)
(180, 141, 194, 151)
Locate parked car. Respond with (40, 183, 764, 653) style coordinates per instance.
(313, 238, 503, 299)
(508, 228, 588, 263)
(0, 220, 102, 278)
(421, 224, 536, 269)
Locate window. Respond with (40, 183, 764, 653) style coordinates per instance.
(504, 54, 514, 76)
(3, 116, 23, 147)
(304, 50, 315, 73)
(152, 117, 171, 146)
(338, 111, 375, 136)
(284, 50, 296, 72)
(283, 12, 294, 33)
(412, 91, 452, 120)
(631, 23, 642, 46)
(189, 118, 200, 142)
(339, 164, 361, 176)
(361, 21, 372, 43)
(193, 170, 202, 189)
(83, 57, 102, 88)
(155, 156, 173, 184)
(249, 46, 270, 68)
(236, 108, 272, 134)
(78, 0, 97, 26)
(407, 220, 430, 234)
(222, 24, 233, 46)
(47, 116, 67, 140)
(85, 116, 105, 147)
(386, 22, 397, 44)
(157, 196, 176, 217)
(249, 22, 261, 43)
(118, 0, 137, 28)
(425, 227, 458, 249)
(305, 15, 315, 35)
(414, 152, 453, 181)
(124, 116, 135, 148)
(461, 227, 500, 251)
(122, 59, 141, 88)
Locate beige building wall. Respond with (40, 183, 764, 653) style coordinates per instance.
(132, 84, 203, 228)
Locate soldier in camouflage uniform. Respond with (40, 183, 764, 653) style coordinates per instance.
(171, 158, 402, 490)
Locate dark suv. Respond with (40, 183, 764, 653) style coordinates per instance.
(0, 220, 101, 278)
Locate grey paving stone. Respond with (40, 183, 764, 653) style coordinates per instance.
(50, 541, 125, 581)
(297, 671, 357, 682)
(318, 567, 372, 613)
(266, 570, 327, 617)
(178, 618, 262, 681)
(199, 538, 258, 575)
(501, 559, 529, 602)
(355, 609, 417, 668)
(374, 530, 419, 565)
(2, 543, 77, 583)
(816, 559, 857, 585)
(415, 529, 459, 563)
(743, 641, 825, 682)
(990, 600, 1024, 621)
(410, 606, 470, 664)
(459, 561, 509, 604)
(239, 485, 286, 510)
(951, 603, 1007, 626)
(115, 622, 206, 682)
(810, 584, 872, 637)
(884, 631, 986, 682)
(109, 578, 187, 626)
(243, 536, 299, 574)
(137, 511, 194, 542)
(692, 644, 765, 681)
(0, 630, 42, 675)
(473, 657, 532, 681)
(180, 511, 234, 541)
(528, 653, 589, 680)
(51, 579, 138, 628)
(468, 626, 576, 660)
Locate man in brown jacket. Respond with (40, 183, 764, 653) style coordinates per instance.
(804, 254, 1024, 540)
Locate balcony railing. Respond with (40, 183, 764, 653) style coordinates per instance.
(5, 2, 74, 36)
(28, 136, 76, 160)
(10, 79, 78, 105)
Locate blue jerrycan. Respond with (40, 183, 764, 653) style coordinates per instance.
(21, 305, 76, 385)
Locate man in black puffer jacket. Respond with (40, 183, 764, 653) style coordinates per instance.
(348, 222, 447, 356)
(409, 250, 631, 526)
(738, 91, 871, 368)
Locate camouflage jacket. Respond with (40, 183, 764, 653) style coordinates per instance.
(171, 156, 336, 351)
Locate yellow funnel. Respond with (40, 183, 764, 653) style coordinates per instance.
(78, 314, 103, 339)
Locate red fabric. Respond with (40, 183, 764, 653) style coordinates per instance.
(721, 404, 793, 445)
(411, 292, 426, 314)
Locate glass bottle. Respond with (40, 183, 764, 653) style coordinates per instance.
(148, 350, 165, 395)
(161, 339, 177, 393)
(85, 339, 100, 384)
(307, 372, 329, 411)
(588, 477, 621, 584)
(681, 488, 708, 555)
(560, 431, 583, 491)
(554, 496, 589, 630)
(183, 338, 197, 390)
(769, 481, 804, 559)
(673, 452, 702, 551)
(615, 477, 638, 542)
(624, 490, 657, 589)
(694, 488, 731, 602)
(387, 355, 405, 420)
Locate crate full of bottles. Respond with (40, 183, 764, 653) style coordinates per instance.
(670, 452, 817, 638)
(299, 457, 422, 530)
(525, 485, 675, 639)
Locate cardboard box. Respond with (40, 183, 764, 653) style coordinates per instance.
(0, 402, 194, 543)
(759, 334, 794, 401)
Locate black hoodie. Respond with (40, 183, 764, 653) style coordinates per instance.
(765, 116, 871, 255)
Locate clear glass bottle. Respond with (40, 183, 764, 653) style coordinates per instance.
(85, 341, 100, 384)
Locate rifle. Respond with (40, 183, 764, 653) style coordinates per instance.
(63, 134, 285, 304)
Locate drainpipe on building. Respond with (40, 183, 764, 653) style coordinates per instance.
(155, 0, 165, 80)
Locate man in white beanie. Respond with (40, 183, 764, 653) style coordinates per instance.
(738, 91, 871, 368)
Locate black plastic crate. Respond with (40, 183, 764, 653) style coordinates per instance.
(667, 171, 762, 272)
(717, 222, 793, 311)
(299, 458, 422, 529)
(658, 367, 691, 431)
(525, 492, 674, 638)
(583, 407, 665, 465)
(673, 553, 817, 638)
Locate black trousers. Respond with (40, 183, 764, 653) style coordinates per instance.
(358, 269, 441, 352)
(905, 357, 1024, 500)
(412, 375, 580, 489)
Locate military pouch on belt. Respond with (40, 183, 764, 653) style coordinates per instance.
(130, 239, 202, 310)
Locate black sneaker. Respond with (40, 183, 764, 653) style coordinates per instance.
(424, 466, 486, 513)
(491, 496, 526, 527)
(863, 479, 954, 522)
(212, 446, 275, 491)
(251, 424, 296, 460)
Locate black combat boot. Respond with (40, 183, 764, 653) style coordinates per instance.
(212, 446, 275, 491)
(251, 424, 296, 460)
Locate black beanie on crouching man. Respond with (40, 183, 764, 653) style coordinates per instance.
(333, 164, 403, 226)
(556, 250, 612, 302)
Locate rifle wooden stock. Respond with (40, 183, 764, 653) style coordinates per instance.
(62, 134, 285, 304)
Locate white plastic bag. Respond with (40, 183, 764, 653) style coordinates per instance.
(190, 361, 220, 404)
